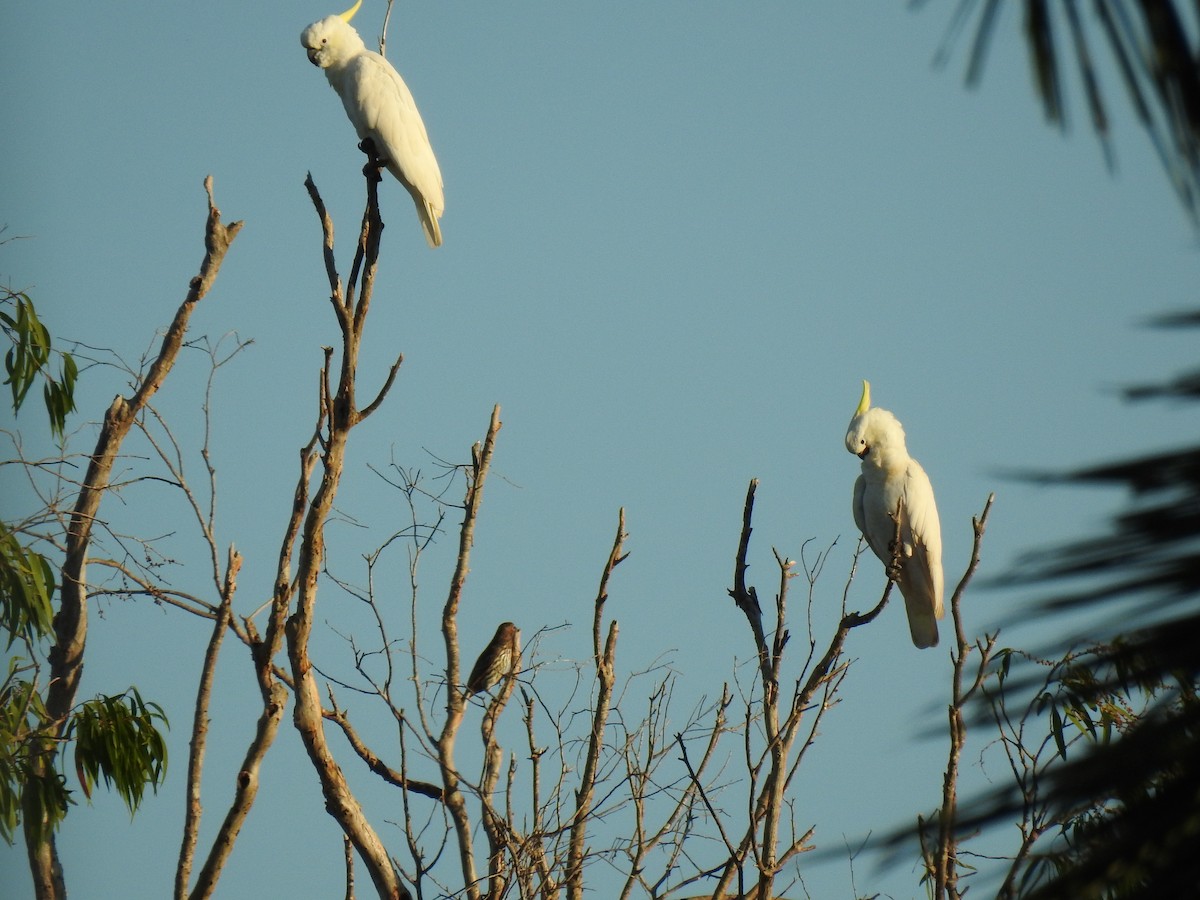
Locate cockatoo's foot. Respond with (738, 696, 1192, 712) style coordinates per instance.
(356, 138, 386, 181)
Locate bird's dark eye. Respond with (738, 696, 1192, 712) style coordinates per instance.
(321, 38, 328, 45)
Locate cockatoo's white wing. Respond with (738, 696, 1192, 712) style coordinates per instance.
(854, 473, 898, 571)
(894, 459, 943, 649)
(851, 474, 869, 542)
(855, 462, 943, 649)
(343, 52, 444, 247)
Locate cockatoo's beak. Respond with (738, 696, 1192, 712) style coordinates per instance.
(306, 48, 321, 66)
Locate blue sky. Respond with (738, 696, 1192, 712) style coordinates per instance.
(3, 2, 1198, 897)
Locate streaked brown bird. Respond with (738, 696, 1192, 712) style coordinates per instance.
(465, 622, 520, 696)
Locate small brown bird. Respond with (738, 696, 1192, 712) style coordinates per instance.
(465, 622, 520, 696)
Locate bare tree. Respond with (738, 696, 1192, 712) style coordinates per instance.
(12, 178, 242, 900)
(3, 169, 1017, 900)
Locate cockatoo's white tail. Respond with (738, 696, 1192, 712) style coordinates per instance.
(415, 198, 442, 248)
(903, 590, 941, 649)
(846, 381, 945, 649)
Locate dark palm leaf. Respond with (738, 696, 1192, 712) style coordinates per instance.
(963, 312, 1200, 897)
(919, 0, 1200, 221)
(906, 5, 1200, 893)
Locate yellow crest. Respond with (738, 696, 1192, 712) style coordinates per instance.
(855, 380, 871, 416)
(339, 0, 362, 22)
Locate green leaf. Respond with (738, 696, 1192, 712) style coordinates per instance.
(996, 647, 1014, 684)
(0, 523, 56, 649)
(70, 688, 169, 816)
(1051, 705, 1068, 760)
(0, 673, 69, 845)
(1, 292, 77, 438)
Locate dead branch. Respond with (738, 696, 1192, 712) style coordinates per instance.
(285, 174, 409, 900)
(435, 406, 503, 900)
(566, 509, 627, 900)
(723, 479, 886, 897)
(25, 177, 241, 900)
(175, 546, 239, 899)
(618, 684, 730, 900)
(342, 835, 356, 900)
(931, 493, 996, 900)
(325, 703, 443, 801)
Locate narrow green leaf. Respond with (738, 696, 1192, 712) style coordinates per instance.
(1051, 705, 1068, 760)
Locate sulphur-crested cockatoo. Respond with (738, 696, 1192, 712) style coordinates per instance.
(301, 0, 444, 247)
(845, 381, 944, 648)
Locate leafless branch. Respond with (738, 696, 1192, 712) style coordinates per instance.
(285, 173, 410, 900)
(926, 493, 996, 900)
(435, 405, 503, 900)
(566, 509, 627, 900)
(175, 547, 239, 899)
(24, 177, 241, 900)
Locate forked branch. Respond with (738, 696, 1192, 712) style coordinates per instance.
(284, 173, 409, 900)
(927, 493, 997, 900)
(26, 178, 241, 900)
(566, 509, 627, 900)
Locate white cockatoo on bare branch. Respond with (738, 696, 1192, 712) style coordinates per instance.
(845, 381, 944, 648)
(301, 0, 445, 247)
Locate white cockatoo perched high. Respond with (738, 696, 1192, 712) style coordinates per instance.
(845, 381, 944, 648)
(301, 0, 445, 247)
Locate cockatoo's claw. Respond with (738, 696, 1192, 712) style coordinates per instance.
(355, 138, 387, 181)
